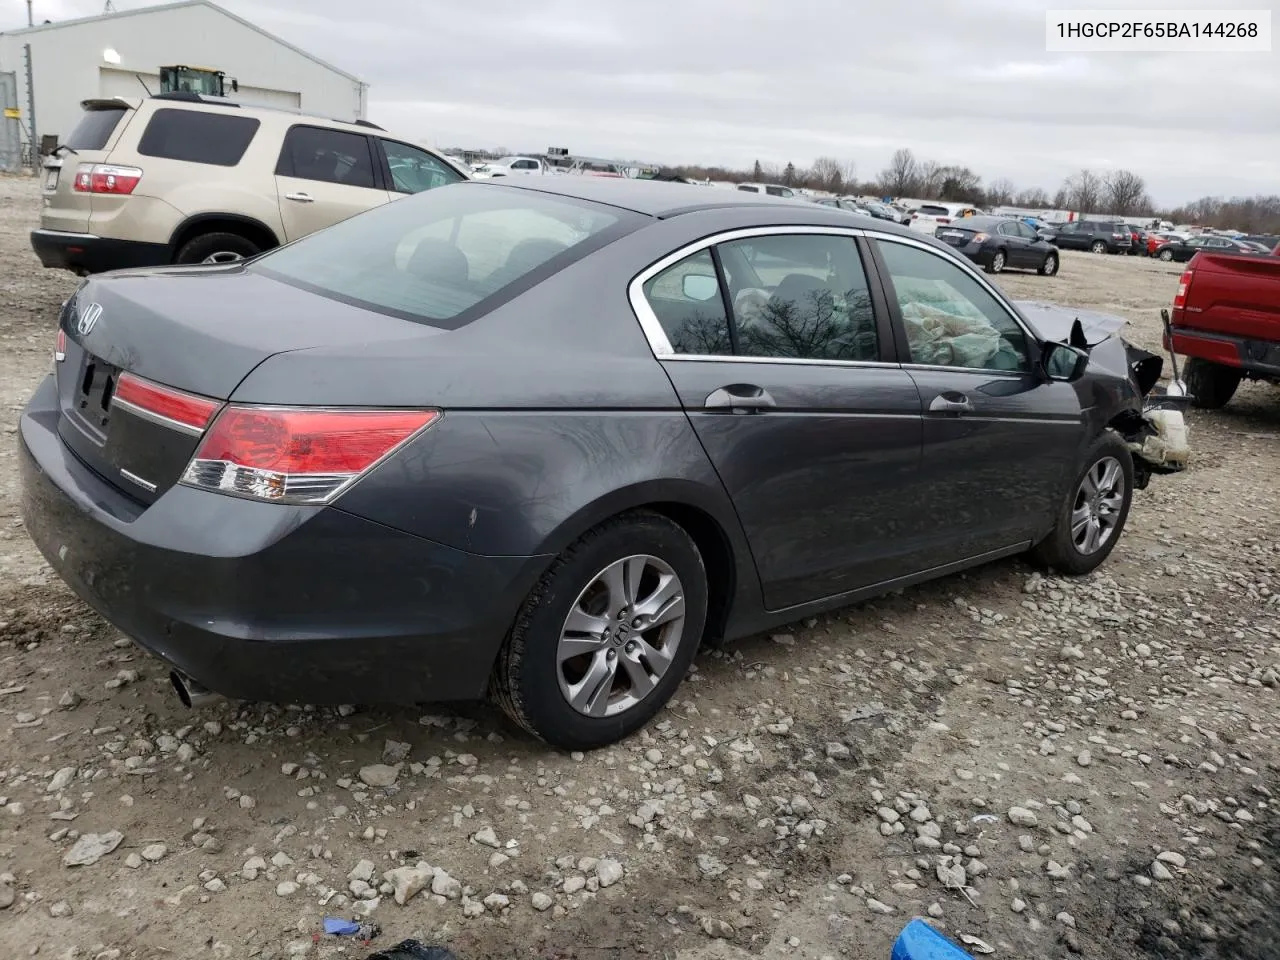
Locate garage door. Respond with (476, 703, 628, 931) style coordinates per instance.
(99, 67, 159, 99)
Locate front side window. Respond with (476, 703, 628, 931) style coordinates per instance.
(382, 140, 463, 194)
(717, 234, 878, 362)
(875, 240, 1031, 373)
(641, 250, 733, 356)
(253, 184, 630, 328)
(276, 126, 376, 189)
(136, 108, 260, 166)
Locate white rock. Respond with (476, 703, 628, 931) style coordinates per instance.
(386, 864, 432, 905)
(276, 881, 299, 896)
(1008, 807, 1038, 827)
(596, 858, 624, 887)
(483, 892, 510, 910)
(866, 898, 895, 914)
(1157, 851, 1187, 869)
(63, 831, 124, 867)
(696, 853, 727, 877)
(1152, 861, 1174, 881)
(431, 869, 462, 899)
(472, 826, 500, 848)
(563, 875, 586, 895)
(141, 843, 167, 862)
(47, 767, 76, 793)
(357, 764, 400, 788)
(531, 891, 553, 911)
(348, 859, 375, 882)
(936, 863, 966, 888)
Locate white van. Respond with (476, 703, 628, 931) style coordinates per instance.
(736, 182, 798, 198)
(910, 201, 982, 233)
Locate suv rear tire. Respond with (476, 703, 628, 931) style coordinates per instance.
(1089, 240, 1108, 254)
(1185, 358, 1242, 410)
(176, 232, 261, 265)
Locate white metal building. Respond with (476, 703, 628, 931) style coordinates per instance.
(0, 0, 366, 149)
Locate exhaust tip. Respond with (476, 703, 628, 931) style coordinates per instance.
(169, 670, 219, 709)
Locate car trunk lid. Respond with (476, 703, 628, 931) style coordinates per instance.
(935, 225, 981, 248)
(56, 266, 442, 505)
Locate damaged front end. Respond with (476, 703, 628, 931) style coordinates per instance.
(1016, 300, 1190, 490)
(1113, 341, 1191, 489)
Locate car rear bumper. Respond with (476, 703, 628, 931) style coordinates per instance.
(31, 229, 169, 274)
(1168, 328, 1280, 377)
(19, 375, 545, 705)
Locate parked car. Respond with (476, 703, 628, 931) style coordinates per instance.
(1241, 234, 1280, 252)
(1167, 249, 1280, 408)
(933, 215, 1060, 275)
(909, 202, 981, 233)
(1051, 219, 1133, 254)
(20, 178, 1186, 749)
(811, 196, 869, 214)
(31, 92, 465, 274)
(858, 200, 902, 222)
(1146, 231, 1185, 256)
(737, 182, 797, 198)
(1126, 225, 1148, 256)
(472, 156, 547, 177)
(1153, 234, 1259, 263)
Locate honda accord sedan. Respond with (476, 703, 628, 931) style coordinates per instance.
(20, 178, 1187, 750)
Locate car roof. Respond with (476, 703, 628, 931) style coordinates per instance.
(481, 175, 895, 221)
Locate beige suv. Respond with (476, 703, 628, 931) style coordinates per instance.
(32, 92, 466, 275)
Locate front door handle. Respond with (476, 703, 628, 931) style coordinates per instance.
(284, 192, 314, 203)
(704, 384, 776, 414)
(928, 392, 972, 414)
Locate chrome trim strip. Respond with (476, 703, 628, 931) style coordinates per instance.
(110, 396, 206, 437)
(33, 229, 100, 240)
(627, 225, 868, 358)
(119, 468, 158, 493)
(661, 353, 899, 369)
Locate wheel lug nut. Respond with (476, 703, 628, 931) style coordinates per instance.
(631, 618, 643, 628)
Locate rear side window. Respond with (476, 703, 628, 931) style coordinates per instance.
(252, 184, 633, 328)
(136, 108, 260, 166)
(277, 125, 377, 189)
(65, 107, 127, 150)
(642, 250, 733, 356)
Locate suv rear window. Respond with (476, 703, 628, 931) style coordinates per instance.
(919, 205, 950, 216)
(136, 108, 260, 166)
(65, 107, 127, 151)
(252, 184, 639, 329)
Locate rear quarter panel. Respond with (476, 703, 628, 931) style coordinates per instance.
(1175, 252, 1280, 343)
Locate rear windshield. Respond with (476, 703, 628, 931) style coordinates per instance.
(919, 205, 950, 216)
(136, 108, 260, 166)
(65, 107, 127, 151)
(252, 183, 637, 329)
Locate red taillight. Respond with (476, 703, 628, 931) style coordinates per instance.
(182, 407, 440, 504)
(1172, 269, 1193, 310)
(937, 218, 951, 225)
(73, 163, 143, 195)
(112, 373, 221, 435)
(54, 329, 66, 363)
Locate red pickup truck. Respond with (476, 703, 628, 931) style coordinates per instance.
(1167, 250, 1280, 408)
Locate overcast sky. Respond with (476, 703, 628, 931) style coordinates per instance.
(8, 0, 1278, 206)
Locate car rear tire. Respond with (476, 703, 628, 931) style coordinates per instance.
(985, 250, 1007, 274)
(175, 232, 261, 265)
(1185, 358, 1242, 410)
(1158, 248, 1174, 262)
(1038, 253, 1059, 276)
(1030, 432, 1134, 576)
(490, 511, 707, 750)
(1090, 240, 1108, 254)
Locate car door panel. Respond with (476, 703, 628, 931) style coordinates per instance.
(274, 125, 392, 242)
(870, 235, 1086, 562)
(662, 360, 926, 609)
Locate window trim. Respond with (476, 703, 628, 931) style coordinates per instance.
(629, 226, 1043, 372)
(866, 234, 1042, 377)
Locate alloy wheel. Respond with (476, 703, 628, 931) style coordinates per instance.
(1070, 456, 1126, 555)
(202, 251, 244, 264)
(556, 554, 687, 718)
(991, 252, 1005, 272)
(1043, 255, 1058, 275)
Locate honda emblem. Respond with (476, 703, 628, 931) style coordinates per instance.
(76, 302, 103, 337)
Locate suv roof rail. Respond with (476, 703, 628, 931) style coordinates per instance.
(151, 91, 242, 108)
(353, 118, 385, 131)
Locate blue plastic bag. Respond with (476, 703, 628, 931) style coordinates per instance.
(891, 919, 975, 960)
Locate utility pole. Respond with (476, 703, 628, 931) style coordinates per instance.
(27, 0, 33, 27)
(23, 43, 36, 173)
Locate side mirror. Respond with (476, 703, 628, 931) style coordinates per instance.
(1042, 341, 1089, 382)
(682, 274, 719, 302)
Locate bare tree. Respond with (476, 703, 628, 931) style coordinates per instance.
(938, 166, 983, 204)
(811, 156, 842, 189)
(1104, 169, 1148, 216)
(841, 160, 858, 190)
(986, 177, 1015, 207)
(917, 160, 944, 198)
(1062, 169, 1103, 213)
(879, 148, 918, 195)
(1015, 186, 1051, 208)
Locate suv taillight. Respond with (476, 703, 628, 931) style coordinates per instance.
(181, 407, 440, 504)
(1173, 269, 1194, 309)
(54, 329, 66, 363)
(73, 163, 143, 195)
(936, 217, 951, 225)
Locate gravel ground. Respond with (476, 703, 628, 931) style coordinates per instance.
(1, 173, 1278, 960)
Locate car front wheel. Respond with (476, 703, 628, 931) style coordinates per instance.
(1039, 253, 1059, 276)
(1158, 249, 1174, 261)
(491, 511, 707, 750)
(1031, 432, 1134, 576)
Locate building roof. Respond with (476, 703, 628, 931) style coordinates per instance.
(2, 0, 363, 85)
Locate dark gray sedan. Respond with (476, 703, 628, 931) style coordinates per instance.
(20, 178, 1186, 750)
(934, 215, 1061, 276)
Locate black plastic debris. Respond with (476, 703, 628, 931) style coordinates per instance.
(363, 940, 458, 960)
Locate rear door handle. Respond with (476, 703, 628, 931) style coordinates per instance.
(928, 392, 972, 414)
(284, 192, 314, 203)
(704, 384, 776, 414)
